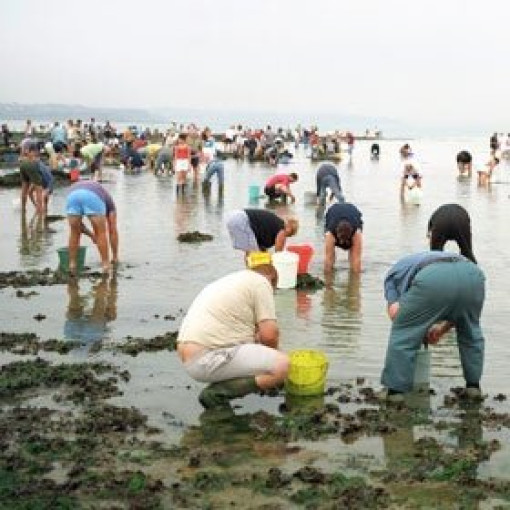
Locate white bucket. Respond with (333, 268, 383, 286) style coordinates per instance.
(272, 251, 299, 289)
(406, 186, 423, 205)
(413, 346, 430, 390)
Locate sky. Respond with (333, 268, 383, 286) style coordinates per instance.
(1, 0, 509, 133)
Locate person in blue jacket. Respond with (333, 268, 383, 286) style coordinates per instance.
(380, 204, 485, 402)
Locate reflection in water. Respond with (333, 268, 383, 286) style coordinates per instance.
(203, 187, 224, 217)
(296, 290, 312, 320)
(64, 275, 118, 343)
(383, 395, 483, 477)
(322, 271, 361, 350)
(19, 211, 54, 261)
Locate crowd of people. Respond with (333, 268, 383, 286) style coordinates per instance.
(10, 117, 500, 411)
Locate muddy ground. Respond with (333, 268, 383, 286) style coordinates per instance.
(2, 326, 510, 510)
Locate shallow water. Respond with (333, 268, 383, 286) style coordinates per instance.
(1, 137, 508, 396)
(3, 138, 510, 506)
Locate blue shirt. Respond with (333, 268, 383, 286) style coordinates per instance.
(324, 202, 363, 248)
(38, 162, 54, 191)
(383, 251, 464, 304)
(51, 125, 67, 144)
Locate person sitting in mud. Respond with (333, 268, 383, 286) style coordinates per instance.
(371, 143, 380, 160)
(316, 162, 344, 206)
(264, 172, 298, 203)
(226, 208, 299, 259)
(177, 264, 289, 409)
(324, 202, 363, 274)
(65, 180, 119, 275)
(456, 150, 472, 177)
(19, 143, 46, 215)
(379, 204, 485, 403)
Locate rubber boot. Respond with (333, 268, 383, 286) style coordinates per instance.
(198, 377, 259, 409)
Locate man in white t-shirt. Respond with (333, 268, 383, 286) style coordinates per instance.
(177, 265, 289, 408)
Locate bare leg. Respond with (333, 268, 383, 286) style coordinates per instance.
(67, 216, 82, 274)
(107, 212, 119, 264)
(89, 215, 110, 272)
(254, 352, 289, 390)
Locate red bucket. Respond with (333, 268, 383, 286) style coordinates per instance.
(286, 244, 314, 274)
(69, 169, 80, 182)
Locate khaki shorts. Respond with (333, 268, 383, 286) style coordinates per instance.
(183, 343, 279, 383)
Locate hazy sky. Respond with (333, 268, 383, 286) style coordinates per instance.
(1, 0, 508, 130)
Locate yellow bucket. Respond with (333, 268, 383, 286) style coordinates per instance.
(285, 350, 329, 396)
(246, 251, 272, 268)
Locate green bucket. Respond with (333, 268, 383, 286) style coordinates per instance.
(57, 246, 87, 273)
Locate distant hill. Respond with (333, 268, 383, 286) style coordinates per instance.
(0, 102, 409, 136)
(0, 103, 164, 123)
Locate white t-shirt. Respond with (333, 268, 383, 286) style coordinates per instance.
(177, 270, 276, 348)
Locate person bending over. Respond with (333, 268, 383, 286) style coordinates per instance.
(226, 208, 298, 259)
(380, 204, 485, 403)
(65, 181, 119, 274)
(315, 162, 344, 206)
(324, 202, 363, 273)
(264, 172, 298, 203)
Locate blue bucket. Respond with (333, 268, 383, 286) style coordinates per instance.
(249, 184, 260, 201)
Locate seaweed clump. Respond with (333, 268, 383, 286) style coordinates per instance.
(177, 231, 214, 243)
(296, 273, 325, 290)
(117, 331, 178, 356)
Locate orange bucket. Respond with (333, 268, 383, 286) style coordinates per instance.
(286, 244, 314, 274)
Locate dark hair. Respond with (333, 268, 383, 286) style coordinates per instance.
(428, 204, 476, 263)
(335, 220, 354, 250)
(456, 150, 472, 164)
(289, 172, 298, 181)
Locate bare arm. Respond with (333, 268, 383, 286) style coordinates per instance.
(324, 232, 336, 272)
(256, 319, 279, 349)
(274, 230, 287, 252)
(348, 230, 362, 273)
